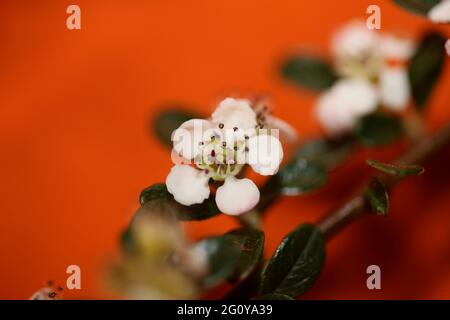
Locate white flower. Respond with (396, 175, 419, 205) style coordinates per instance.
(165, 97, 289, 216)
(215, 177, 260, 216)
(316, 78, 378, 135)
(172, 119, 212, 160)
(331, 21, 382, 79)
(247, 134, 283, 175)
(212, 98, 257, 131)
(380, 34, 415, 61)
(379, 67, 411, 111)
(428, 0, 450, 23)
(166, 165, 210, 206)
(446, 39, 450, 56)
(332, 20, 380, 58)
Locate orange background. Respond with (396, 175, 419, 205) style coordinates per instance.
(1, 0, 450, 299)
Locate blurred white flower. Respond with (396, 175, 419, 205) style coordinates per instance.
(332, 20, 380, 59)
(428, 0, 450, 23)
(316, 78, 378, 135)
(166, 97, 288, 215)
(380, 34, 415, 61)
(379, 66, 411, 111)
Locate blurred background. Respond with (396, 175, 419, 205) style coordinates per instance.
(1, 0, 450, 299)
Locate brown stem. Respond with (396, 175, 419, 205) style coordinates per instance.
(317, 122, 450, 240)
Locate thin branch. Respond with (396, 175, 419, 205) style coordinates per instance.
(317, 122, 450, 240)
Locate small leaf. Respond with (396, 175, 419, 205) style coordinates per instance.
(367, 159, 424, 177)
(276, 159, 327, 196)
(281, 56, 338, 91)
(409, 32, 447, 110)
(153, 110, 200, 147)
(139, 183, 220, 221)
(225, 228, 265, 283)
(365, 177, 389, 216)
(253, 293, 294, 300)
(355, 113, 403, 147)
(195, 236, 240, 288)
(394, 0, 441, 16)
(261, 224, 326, 297)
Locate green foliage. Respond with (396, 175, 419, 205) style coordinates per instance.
(281, 56, 338, 91)
(409, 32, 447, 110)
(261, 224, 326, 297)
(153, 110, 199, 147)
(365, 177, 389, 216)
(394, 0, 442, 15)
(195, 235, 241, 288)
(355, 113, 403, 147)
(139, 184, 220, 221)
(367, 159, 424, 176)
(225, 228, 265, 283)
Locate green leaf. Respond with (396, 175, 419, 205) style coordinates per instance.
(153, 110, 200, 147)
(261, 224, 326, 297)
(409, 32, 447, 110)
(394, 0, 441, 16)
(276, 159, 327, 196)
(367, 159, 425, 176)
(281, 56, 338, 91)
(195, 235, 241, 288)
(225, 228, 265, 283)
(139, 183, 220, 221)
(253, 293, 295, 300)
(355, 113, 403, 147)
(365, 177, 389, 216)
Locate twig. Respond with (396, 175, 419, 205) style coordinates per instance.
(317, 122, 450, 240)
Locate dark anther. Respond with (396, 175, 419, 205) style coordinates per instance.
(48, 292, 56, 299)
(233, 127, 238, 132)
(245, 147, 249, 152)
(218, 123, 224, 129)
(57, 286, 63, 291)
(211, 150, 216, 157)
(47, 280, 54, 287)
(199, 141, 204, 146)
(222, 142, 226, 147)
(244, 135, 249, 140)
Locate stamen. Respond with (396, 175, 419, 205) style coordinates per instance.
(244, 135, 249, 140)
(211, 150, 216, 157)
(48, 292, 56, 299)
(222, 142, 226, 147)
(233, 127, 238, 132)
(218, 123, 224, 129)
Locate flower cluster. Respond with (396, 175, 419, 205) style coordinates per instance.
(316, 21, 416, 136)
(166, 98, 294, 216)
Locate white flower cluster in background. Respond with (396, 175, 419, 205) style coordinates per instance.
(166, 98, 296, 216)
(428, 0, 450, 56)
(317, 21, 416, 136)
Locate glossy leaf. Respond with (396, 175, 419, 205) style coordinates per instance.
(261, 224, 326, 297)
(394, 0, 441, 16)
(355, 113, 403, 147)
(196, 235, 240, 288)
(365, 177, 389, 216)
(225, 228, 265, 283)
(254, 293, 295, 300)
(367, 159, 424, 177)
(409, 32, 447, 110)
(153, 110, 200, 147)
(281, 56, 338, 91)
(139, 183, 220, 221)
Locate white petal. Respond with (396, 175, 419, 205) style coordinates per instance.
(172, 119, 212, 160)
(332, 20, 380, 58)
(380, 34, 415, 60)
(215, 177, 260, 216)
(265, 115, 299, 143)
(166, 165, 210, 206)
(379, 67, 410, 111)
(316, 78, 378, 136)
(248, 134, 283, 176)
(428, 0, 450, 23)
(446, 39, 450, 56)
(211, 98, 257, 131)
